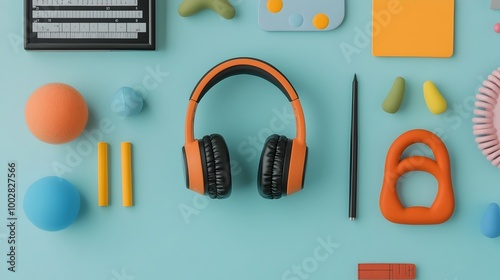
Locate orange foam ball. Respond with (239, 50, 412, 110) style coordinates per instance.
(25, 83, 88, 144)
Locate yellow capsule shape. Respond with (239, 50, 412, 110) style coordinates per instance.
(423, 81, 447, 114)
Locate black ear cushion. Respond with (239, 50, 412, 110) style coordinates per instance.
(200, 134, 232, 199)
(258, 134, 291, 199)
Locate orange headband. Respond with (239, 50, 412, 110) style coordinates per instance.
(184, 57, 306, 144)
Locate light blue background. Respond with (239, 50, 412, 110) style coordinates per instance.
(1, 1, 500, 279)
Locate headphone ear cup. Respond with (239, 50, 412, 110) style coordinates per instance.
(258, 134, 291, 199)
(200, 134, 232, 199)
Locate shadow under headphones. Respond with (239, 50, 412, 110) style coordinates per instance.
(182, 57, 308, 199)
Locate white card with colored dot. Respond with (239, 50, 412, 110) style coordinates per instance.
(258, 0, 345, 31)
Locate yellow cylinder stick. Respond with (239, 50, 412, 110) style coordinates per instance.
(121, 142, 133, 207)
(98, 142, 109, 206)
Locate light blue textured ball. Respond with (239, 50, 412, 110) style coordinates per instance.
(112, 87, 144, 118)
(23, 176, 80, 231)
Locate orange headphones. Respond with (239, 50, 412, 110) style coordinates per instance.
(182, 57, 308, 199)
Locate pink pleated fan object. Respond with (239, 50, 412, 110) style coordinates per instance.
(474, 67, 500, 167)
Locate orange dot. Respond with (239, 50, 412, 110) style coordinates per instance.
(267, 0, 283, 13)
(313, 13, 329, 30)
(25, 83, 88, 144)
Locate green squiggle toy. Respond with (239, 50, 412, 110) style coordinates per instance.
(178, 0, 236, 20)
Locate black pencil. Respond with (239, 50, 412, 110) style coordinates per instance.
(349, 74, 358, 221)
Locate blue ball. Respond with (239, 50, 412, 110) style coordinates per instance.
(112, 87, 144, 118)
(24, 176, 80, 231)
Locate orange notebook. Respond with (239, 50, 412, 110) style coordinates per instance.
(372, 0, 455, 58)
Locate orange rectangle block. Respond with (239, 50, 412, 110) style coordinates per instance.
(121, 142, 133, 207)
(98, 142, 109, 206)
(358, 263, 416, 280)
(372, 0, 455, 58)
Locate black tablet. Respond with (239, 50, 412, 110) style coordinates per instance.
(24, 0, 155, 50)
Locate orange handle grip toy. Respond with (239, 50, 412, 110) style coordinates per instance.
(380, 129, 454, 225)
